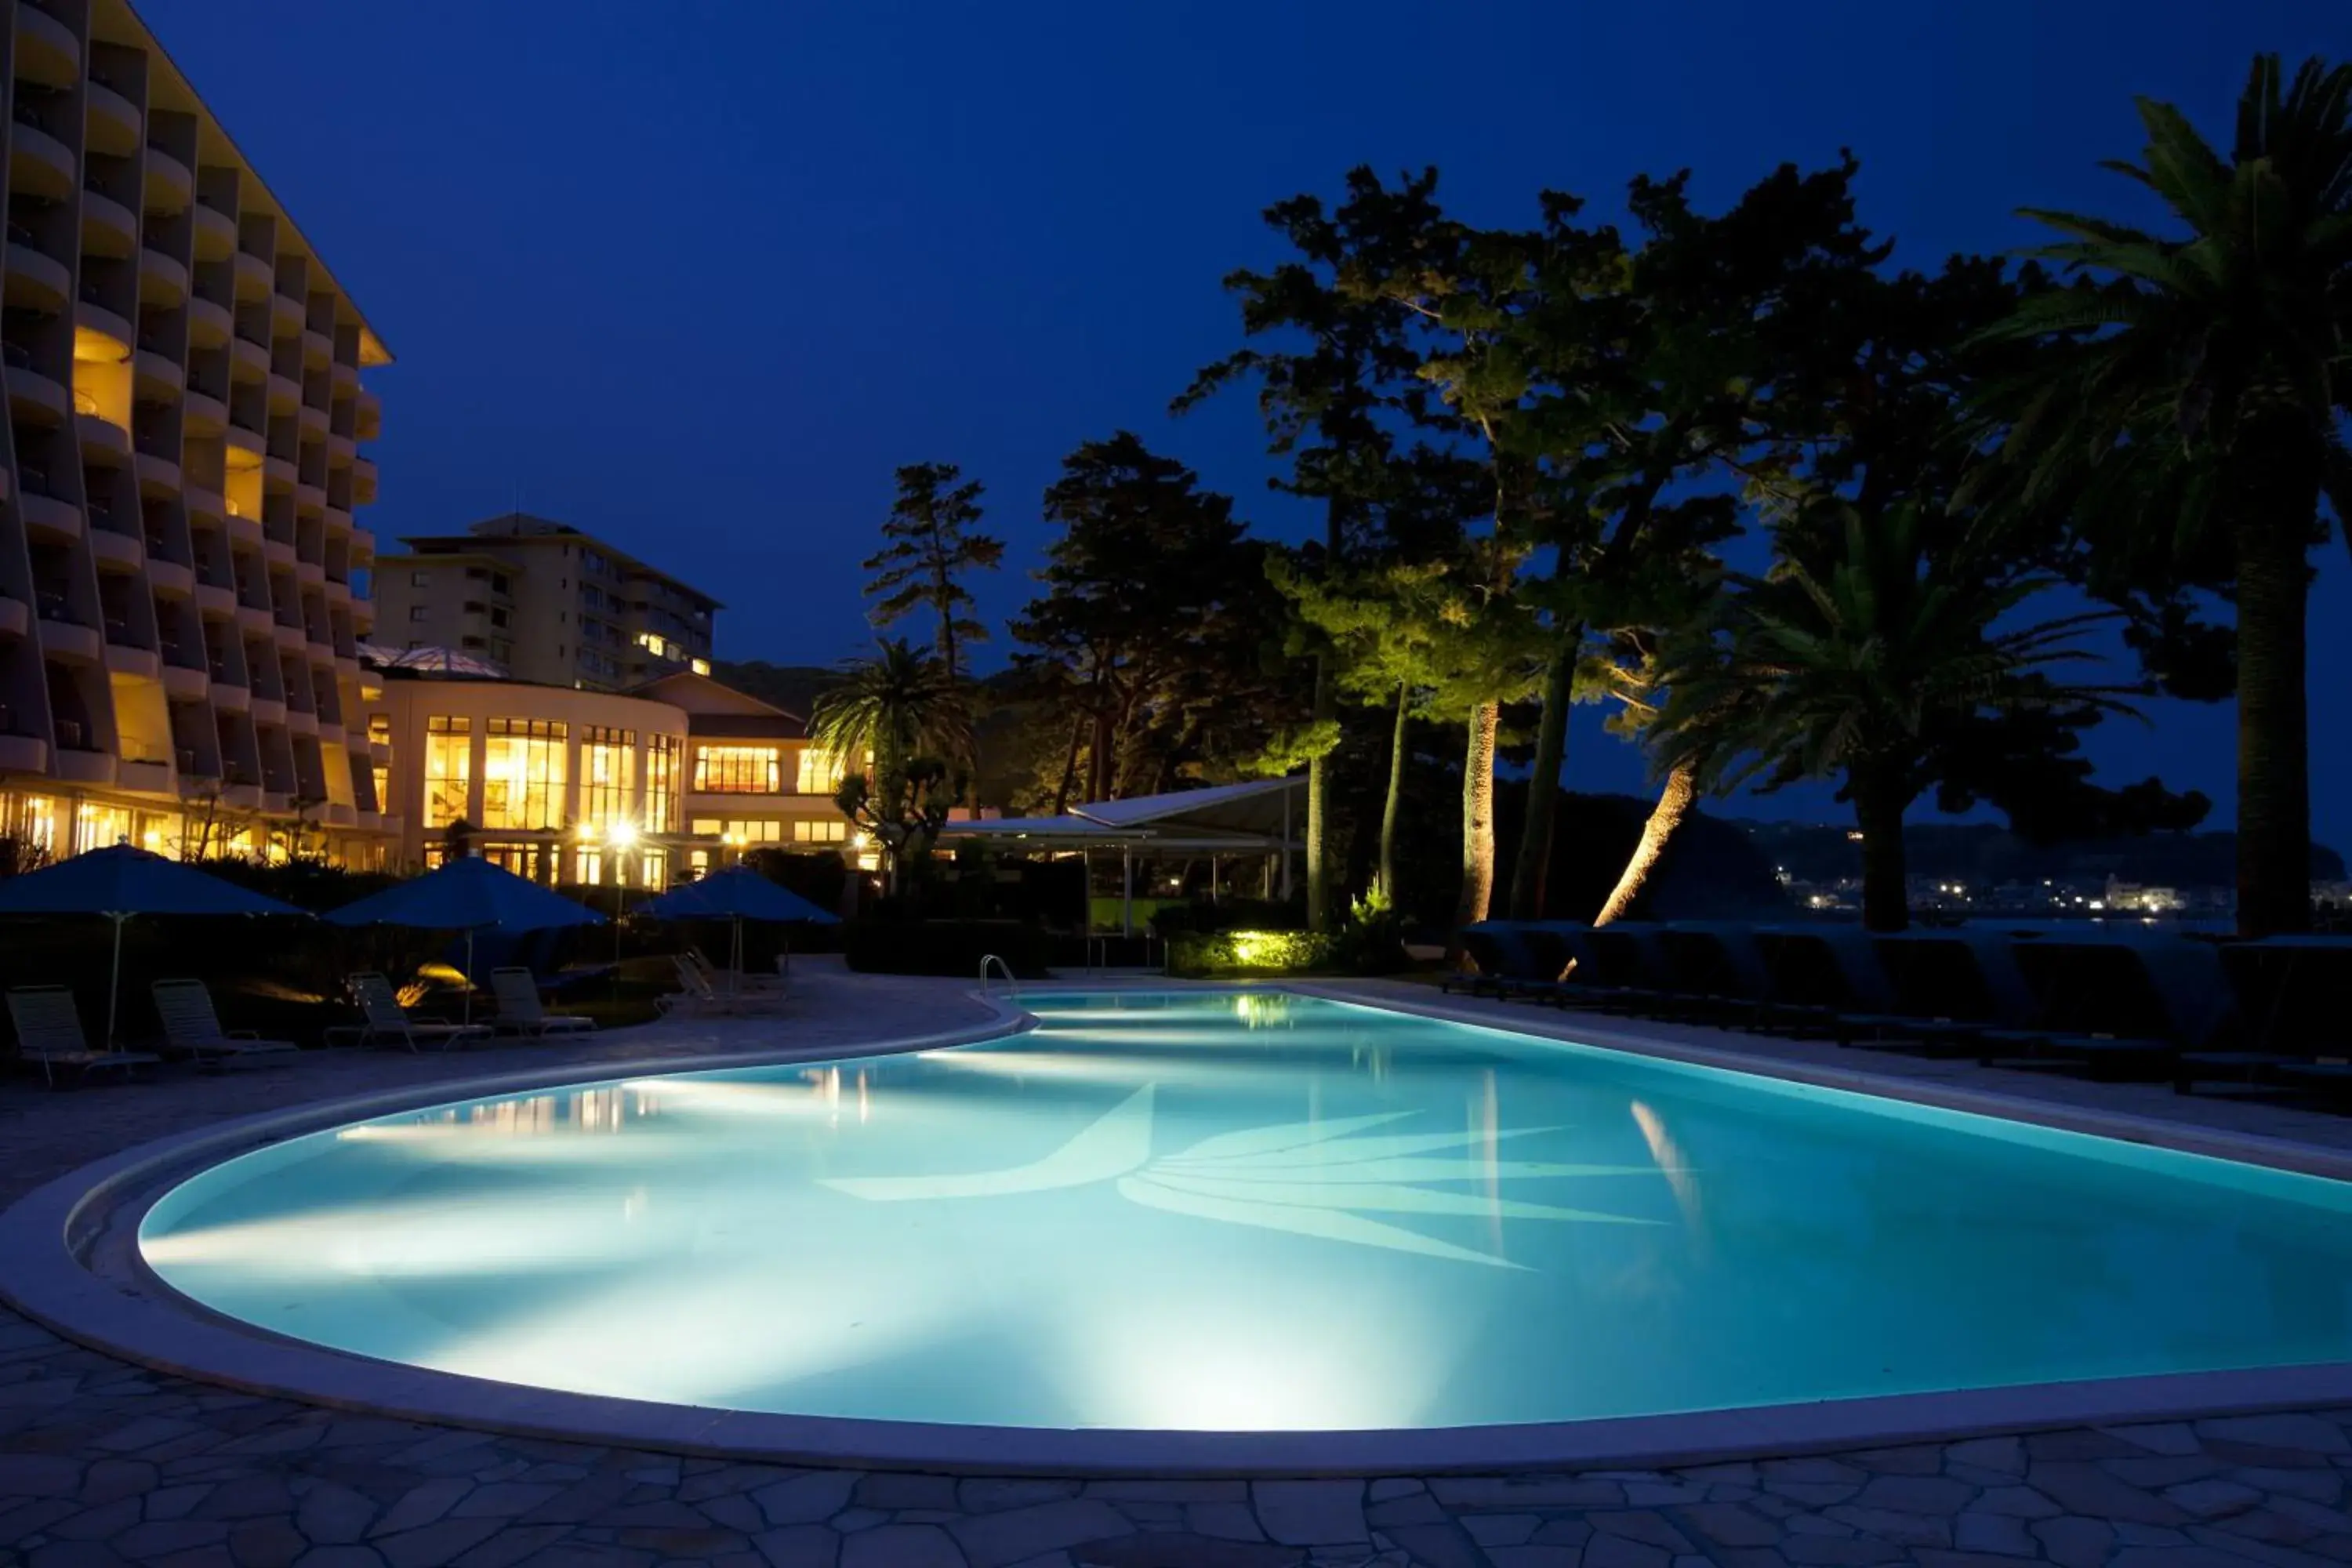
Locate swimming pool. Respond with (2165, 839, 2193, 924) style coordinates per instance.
(139, 990, 2352, 1436)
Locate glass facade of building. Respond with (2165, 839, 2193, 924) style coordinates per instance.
(423, 717, 471, 829)
(481, 719, 568, 830)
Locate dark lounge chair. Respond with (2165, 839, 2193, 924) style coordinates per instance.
(1858, 929, 2042, 1054)
(2216, 935, 2352, 1098)
(1993, 933, 2230, 1080)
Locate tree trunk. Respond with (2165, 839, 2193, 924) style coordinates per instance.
(1508, 630, 1578, 920)
(1451, 702, 1500, 936)
(1593, 761, 1696, 927)
(1305, 652, 1334, 932)
(1051, 712, 1084, 816)
(2234, 508, 2314, 937)
(1853, 771, 1911, 934)
(1090, 708, 1115, 802)
(1377, 681, 1409, 907)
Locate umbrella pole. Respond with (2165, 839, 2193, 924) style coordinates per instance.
(105, 913, 126, 1053)
(731, 916, 742, 1009)
(463, 929, 475, 1026)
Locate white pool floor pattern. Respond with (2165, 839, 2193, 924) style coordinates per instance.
(136, 990, 2352, 1434)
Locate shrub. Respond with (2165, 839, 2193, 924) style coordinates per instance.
(843, 919, 1049, 978)
(1165, 928, 1334, 978)
(1149, 897, 1303, 938)
(1330, 891, 1410, 975)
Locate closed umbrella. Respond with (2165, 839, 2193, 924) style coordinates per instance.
(0, 845, 308, 1049)
(641, 866, 838, 1004)
(325, 856, 603, 1022)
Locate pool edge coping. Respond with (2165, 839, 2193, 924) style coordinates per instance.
(1290, 981, 2352, 1183)
(3, 982, 2350, 1479)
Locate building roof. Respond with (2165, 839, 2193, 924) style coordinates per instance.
(356, 643, 510, 679)
(633, 670, 804, 728)
(1073, 776, 1305, 836)
(940, 777, 1305, 852)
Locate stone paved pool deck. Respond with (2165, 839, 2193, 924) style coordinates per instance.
(5, 967, 2352, 1568)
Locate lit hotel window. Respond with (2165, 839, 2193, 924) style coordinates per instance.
(695, 745, 780, 794)
(423, 717, 470, 828)
(481, 719, 568, 830)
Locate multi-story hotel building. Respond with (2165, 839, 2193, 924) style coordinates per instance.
(368, 663, 858, 884)
(372, 514, 719, 692)
(0, 0, 391, 866)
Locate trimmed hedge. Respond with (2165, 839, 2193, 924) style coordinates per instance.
(843, 919, 1050, 978)
(1165, 928, 1335, 978)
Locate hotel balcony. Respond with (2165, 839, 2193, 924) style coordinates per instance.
(14, 2, 78, 85)
(188, 295, 230, 349)
(51, 736, 115, 786)
(87, 521, 141, 571)
(85, 82, 142, 156)
(147, 554, 194, 597)
(0, 732, 48, 772)
(140, 248, 189, 309)
(143, 147, 193, 213)
(19, 489, 82, 543)
(6, 354, 72, 423)
(118, 757, 172, 797)
(9, 119, 74, 202)
(5, 238, 71, 311)
(0, 593, 24, 639)
(38, 602, 103, 664)
(81, 187, 139, 257)
(78, 411, 132, 463)
(233, 250, 271, 302)
(161, 654, 208, 702)
(104, 640, 162, 681)
(137, 451, 182, 497)
(134, 347, 183, 400)
(183, 387, 227, 435)
(192, 203, 234, 262)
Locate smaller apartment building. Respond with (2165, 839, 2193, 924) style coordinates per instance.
(369, 664, 858, 884)
(374, 514, 719, 691)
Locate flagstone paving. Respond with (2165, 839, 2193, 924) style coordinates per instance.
(6, 967, 2352, 1568)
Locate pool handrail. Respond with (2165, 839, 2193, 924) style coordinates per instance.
(979, 953, 1017, 1001)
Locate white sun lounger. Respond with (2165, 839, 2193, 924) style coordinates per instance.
(6, 986, 159, 1087)
(151, 980, 302, 1069)
(326, 973, 495, 1052)
(488, 967, 594, 1035)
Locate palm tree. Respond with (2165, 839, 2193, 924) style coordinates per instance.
(1652, 506, 2128, 931)
(1980, 54, 2352, 935)
(809, 638, 969, 811)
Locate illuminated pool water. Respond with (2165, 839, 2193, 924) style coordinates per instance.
(140, 992, 2352, 1433)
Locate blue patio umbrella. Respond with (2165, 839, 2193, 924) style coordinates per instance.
(641, 867, 837, 1001)
(0, 845, 308, 1048)
(325, 856, 602, 1022)
(639, 866, 839, 925)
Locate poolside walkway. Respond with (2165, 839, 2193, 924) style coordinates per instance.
(5, 967, 2352, 1568)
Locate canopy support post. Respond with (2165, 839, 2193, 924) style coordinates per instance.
(104, 912, 126, 1052)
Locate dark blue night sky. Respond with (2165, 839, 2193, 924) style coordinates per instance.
(138, 1, 2351, 843)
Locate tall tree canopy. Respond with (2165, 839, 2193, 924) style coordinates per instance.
(1978, 53, 2352, 935)
(1011, 433, 1295, 808)
(862, 462, 1004, 687)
